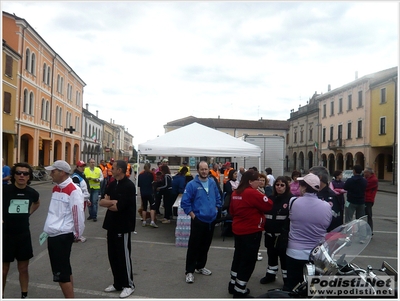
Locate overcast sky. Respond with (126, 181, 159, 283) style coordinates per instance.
(2, 1, 399, 148)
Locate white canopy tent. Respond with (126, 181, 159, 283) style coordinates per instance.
(138, 122, 262, 158)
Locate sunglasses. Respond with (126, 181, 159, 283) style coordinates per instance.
(275, 183, 286, 187)
(15, 171, 30, 176)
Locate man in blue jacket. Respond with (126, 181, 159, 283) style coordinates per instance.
(344, 165, 367, 223)
(181, 161, 222, 284)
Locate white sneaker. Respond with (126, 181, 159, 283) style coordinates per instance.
(104, 284, 117, 292)
(142, 221, 147, 227)
(79, 236, 87, 243)
(186, 273, 194, 283)
(150, 222, 159, 228)
(119, 287, 134, 298)
(195, 267, 212, 275)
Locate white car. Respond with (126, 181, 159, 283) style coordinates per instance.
(342, 170, 353, 181)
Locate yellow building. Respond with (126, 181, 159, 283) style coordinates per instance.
(369, 71, 397, 181)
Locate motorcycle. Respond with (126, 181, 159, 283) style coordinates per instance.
(259, 217, 397, 298)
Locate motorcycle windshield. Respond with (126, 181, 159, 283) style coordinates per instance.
(309, 218, 372, 275)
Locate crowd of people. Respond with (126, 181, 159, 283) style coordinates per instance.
(2, 157, 380, 298)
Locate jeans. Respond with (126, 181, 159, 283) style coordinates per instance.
(88, 188, 100, 219)
(344, 201, 365, 223)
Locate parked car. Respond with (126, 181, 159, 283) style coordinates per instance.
(341, 169, 353, 181)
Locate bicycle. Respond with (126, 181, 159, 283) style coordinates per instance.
(32, 169, 50, 181)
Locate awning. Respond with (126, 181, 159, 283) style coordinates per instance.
(40, 136, 52, 141)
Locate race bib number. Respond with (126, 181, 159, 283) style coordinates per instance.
(39, 232, 49, 245)
(8, 199, 29, 214)
(345, 200, 350, 208)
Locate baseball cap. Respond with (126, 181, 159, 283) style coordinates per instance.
(297, 173, 320, 191)
(182, 161, 188, 164)
(162, 158, 169, 162)
(45, 160, 71, 174)
(76, 160, 86, 167)
(224, 162, 231, 166)
(110, 158, 115, 162)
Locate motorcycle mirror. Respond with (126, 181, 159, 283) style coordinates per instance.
(381, 261, 398, 282)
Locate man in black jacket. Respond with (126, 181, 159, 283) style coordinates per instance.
(309, 166, 342, 231)
(344, 165, 367, 223)
(99, 160, 136, 298)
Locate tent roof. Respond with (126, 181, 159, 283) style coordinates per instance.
(138, 122, 261, 157)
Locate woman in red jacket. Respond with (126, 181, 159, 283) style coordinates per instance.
(228, 170, 273, 298)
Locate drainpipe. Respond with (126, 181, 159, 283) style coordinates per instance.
(16, 24, 27, 162)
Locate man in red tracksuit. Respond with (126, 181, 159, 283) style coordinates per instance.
(364, 167, 378, 234)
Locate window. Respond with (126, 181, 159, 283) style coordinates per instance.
(330, 126, 334, 141)
(380, 117, 386, 134)
(338, 98, 343, 113)
(47, 66, 51, 85)
(58, 108, 62, 126)
(294, 131, 297, 143)
(357, 120, 362, 138)
(25, 48, 30, 71)
(67, 84, 70, 100)
(5, 55, 13, 77)
(60, 76, 64, 94)
(323, 104, 326, 118)
(29, 92, 34, 115)
(57, 75, 61, 92)
(3, 92, 11, 114)
(347, 122, 352, 139)
(348, 94, 352, 110)
(23, 89, 28, 113)
(300, 129, 304, 143)
(75, 116, 80, 132)
(358, 90, 363, 107)
(76, 91, 80, 106)
(45, 101, 49, 121)
(322, 128, 326, 142)
(66, 112, 71, 128)
(338, 124, 342, 140)
(309, 128, 313, 141)
(41, 98, 46, 119)
(43, 63, 47, 82)
(330, 101, 334, 116)
(381, 88, 386, 103)
(30, 53, 36, 75)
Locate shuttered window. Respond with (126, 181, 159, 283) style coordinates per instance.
(4, 92, 11, 114)
(5, 55, 13, 77)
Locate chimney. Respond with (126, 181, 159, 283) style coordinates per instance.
(218, 115, 220, 119)
(96, 110, 98, 117)
(355, 71, 358, 80)
(110, 118, 112, 123)
(86, 103, 88, 110)
(328, 84, 331, 92)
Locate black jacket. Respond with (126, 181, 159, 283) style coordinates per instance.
(264, 193, 293, 234)
(317, 185, 342, 232)
(344, 175, 367, 205)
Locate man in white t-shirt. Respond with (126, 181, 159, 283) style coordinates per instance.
(265, 167, 275, 186)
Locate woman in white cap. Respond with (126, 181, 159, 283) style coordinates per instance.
(284, 173, 332, 291)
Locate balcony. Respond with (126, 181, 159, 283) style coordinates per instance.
(328, 139, 345, 150)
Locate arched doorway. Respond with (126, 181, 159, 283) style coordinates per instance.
(53, 140, 62, 162)
(354, 152, 365, 169)
(292, 152, 297, 171)
(20, 134, 34, 165)
(308, 151, 313, 170)
(336, 153, 344, 171)
(376, 153, 385, 179)
(321, 153, 327, 168)
(299, 152, 304, 173)
(328, 154, 335, 175)
(345, 153, 354, 169)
